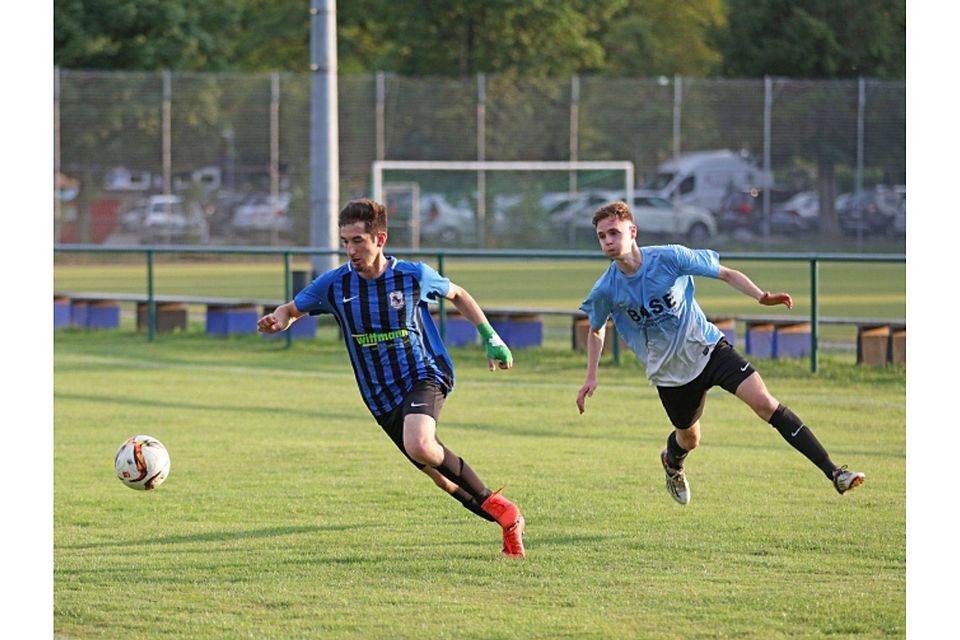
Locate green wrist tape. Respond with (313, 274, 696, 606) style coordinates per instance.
(478, 322, 496, 342)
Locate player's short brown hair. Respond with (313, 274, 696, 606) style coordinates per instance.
(339, 198, 387, 235)
(592, 201, 634, 227)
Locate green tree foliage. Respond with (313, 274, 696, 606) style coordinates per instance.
(339, 0, 606, 77)
(716, 0, 905, 79)
(597, 0, 726, 76)
(54, 0, 245, 70)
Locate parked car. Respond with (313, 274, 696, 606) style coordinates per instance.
(547, 190, 620, 244)
(548, 190, 716, 243)
(231, 193, 293, 235)
(419, 193, 476, 245)
(837, 186, 901, 237)
(643, 149, 773, 213)
(770, 191, 820, 235)
(140, 195, 208, 244)
(631, 193, 716, 242)
(892, 195, 906, 237)
(715, 188, 796, 234)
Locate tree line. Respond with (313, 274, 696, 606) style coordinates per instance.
(55, 0, 904, 80)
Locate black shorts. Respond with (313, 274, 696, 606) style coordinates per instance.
(656, 338, 756, 429)
(374, 380, 446, 468)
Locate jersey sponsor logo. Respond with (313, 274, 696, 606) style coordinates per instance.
(388, 290, 405, 310)
(342, 295, 359, 303)
(625, 291, 677, 324)
(352, 328, 410, 347)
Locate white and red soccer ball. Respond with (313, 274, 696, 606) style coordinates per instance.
(115, 435, 171, 490)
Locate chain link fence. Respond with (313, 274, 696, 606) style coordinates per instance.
(55, 70, 904, 252)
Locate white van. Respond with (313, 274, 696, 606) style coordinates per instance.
(644, 150, 773, 213)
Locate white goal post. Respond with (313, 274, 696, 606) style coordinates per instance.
(371, 160, 635, 247)
(372, 160, 634, 204)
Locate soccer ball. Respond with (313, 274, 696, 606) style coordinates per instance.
(115, 435, 171, 490)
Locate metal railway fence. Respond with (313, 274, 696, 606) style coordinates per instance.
(54, 245, 905, 373)
(55, 70, 904, 252)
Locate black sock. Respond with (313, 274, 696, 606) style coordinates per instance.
(451, 487, 496, 522)
(666, 431, 688, 469)
(768, 404, 836, 478)
(435, 446, 493, 504)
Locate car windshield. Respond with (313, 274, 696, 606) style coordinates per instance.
(644, 172, 675, 190)
(635, 196, 672, 208)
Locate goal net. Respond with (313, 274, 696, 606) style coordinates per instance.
(371, 160, 635, 249)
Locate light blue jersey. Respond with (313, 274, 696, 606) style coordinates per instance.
(580, 244, 724, 387)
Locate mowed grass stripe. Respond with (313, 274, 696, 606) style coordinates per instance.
(54, 332, 904, 639)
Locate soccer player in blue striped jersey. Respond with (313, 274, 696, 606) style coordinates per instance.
(575, 201, 864, 505)
(257, 199, 525, 557)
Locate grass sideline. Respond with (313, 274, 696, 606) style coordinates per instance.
(54, 329, 905, 639)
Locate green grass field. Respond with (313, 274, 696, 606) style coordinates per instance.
(54, 329, 905, 639)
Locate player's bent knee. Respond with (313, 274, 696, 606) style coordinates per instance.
(677, 429, 700, 450)
(752, 397, 779, 421)
(405, 441, 444, 467)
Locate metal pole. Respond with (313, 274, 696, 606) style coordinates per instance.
(147, 250, 156, 342)
(162, 70, 172, 196)
(437, 253, 446, 342)
(569, 74, 580, 195)
(270, 72, 281, 247)
(284, 251, 293, 348)
(477, 73, 486, 248)
(762, 76, 772, 240)
(856, 78, 866, 247)
(810, 258, 819, 373)
(568, 75, 580, 248)
(54, 67, 62, 244)
(672, 75, 682, 170)
(310, 0, 340, 275)
(856, 77, 865, 194)
(376, 71, 385, 161)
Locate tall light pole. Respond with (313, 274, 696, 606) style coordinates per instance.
(310, 0, 339, 275)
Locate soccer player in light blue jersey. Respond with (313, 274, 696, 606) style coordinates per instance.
(575, 201, 864, 505)
(258, 199, 525, 557)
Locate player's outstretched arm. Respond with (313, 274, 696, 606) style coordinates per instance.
(717, 265, 793, 309)
(445, 283, 513, 371)
(257, 301, 304, 334)
(576, 324, 606, 414)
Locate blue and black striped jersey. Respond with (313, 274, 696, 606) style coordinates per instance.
(294, 257, 456, 417)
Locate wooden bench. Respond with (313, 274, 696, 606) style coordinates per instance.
(55, 292, 286, 336)
(738, 315, 905, 365)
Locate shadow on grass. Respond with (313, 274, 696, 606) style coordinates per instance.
(63, 523, 375, 549)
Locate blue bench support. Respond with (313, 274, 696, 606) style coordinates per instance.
(261, 305, 318, 339)
(67, 299, 120, 329)
(745, 320, 811, 358)
(490, 313, 542, 349)
(206, 304, 259, 335)
(54, 296, 71, 328)
(87, 301, 121, 329)
(433, 312, 477, 347)
(712, 317, 736, 347)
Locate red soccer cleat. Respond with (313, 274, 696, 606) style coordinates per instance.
(481, 487, 526, 558)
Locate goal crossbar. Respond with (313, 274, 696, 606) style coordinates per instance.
(371, 160, 635, 204)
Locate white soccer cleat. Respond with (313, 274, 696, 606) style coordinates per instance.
(661, 448, 691, 505)
(832, 465, 865, 495)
